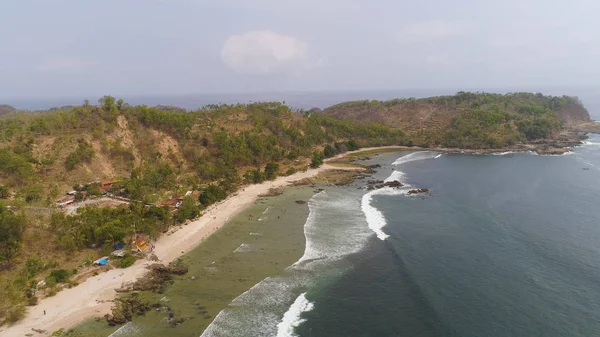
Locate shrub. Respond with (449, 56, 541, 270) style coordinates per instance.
(46, 269, 70, 284)
(116, 254, 136, 268)
(310, 152, 324, 168)
(285, 168, 297, 176)
(323, 144, 337, 158)
(5, 305, 26, 323)
(27, 295, 39, 306)
(264, 162, 280, 180)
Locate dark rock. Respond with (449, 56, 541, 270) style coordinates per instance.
(295, 200, 307, 204)
(374, 180, 404, 189)
(407, 188, 430, 195)
(367, 180, 384, 185)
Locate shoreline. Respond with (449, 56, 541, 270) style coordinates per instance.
(0, 140, 586, 336)
(0, 151, 370, 337)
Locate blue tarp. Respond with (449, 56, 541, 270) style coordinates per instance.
(98, 259, 108, 266)
(113, 242, 124, 250)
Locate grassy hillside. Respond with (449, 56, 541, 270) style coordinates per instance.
(322, 92, 590, 148)
(0, 97, 408, 325)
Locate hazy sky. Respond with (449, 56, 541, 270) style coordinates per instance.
(1, 0, 600, 98)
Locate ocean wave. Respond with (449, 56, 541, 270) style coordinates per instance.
(276, 293, 314, 337)
(234, 243, 253, 253)
(202, 189, 370, 336)
(108, 322, 141, 337)
(491, 151, 515, 156)
(384, 170, 406, 183)
(361, 190, 391, 240)
(392, 151, 439, 166)
(293, 190, 369, 269)
(435, 154, 443, 159)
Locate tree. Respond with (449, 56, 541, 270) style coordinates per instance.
(99, 96, 116, 111)
(0, 206, 27, 267)
(0, 186, 8, 199)
(346, 140, 360, 151)
(74, 192, 85, 202)
(198, 185, 228, 207)
(175, 196, 200, 223)
(310, 152, 324, 168)
(323, 144, 337, 158)
(264, 162, 280, 180)
(116, 99, 124, 110)
(244, 169, 265, 184)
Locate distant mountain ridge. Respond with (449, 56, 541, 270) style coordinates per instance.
(320, 92, 591, 148)
(0, 105, 16, 117)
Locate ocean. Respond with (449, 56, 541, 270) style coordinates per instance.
(197, 133, 600, 337)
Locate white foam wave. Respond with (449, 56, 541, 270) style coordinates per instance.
(392, 151, 439, 166)
(491, 151, 515, 156)
(258, 206, 271, 221)
(202, 189, 371, 337)
(276, 293, 314, 337)
(234, 243, 253, 253)
(434, 154, 443, 159)
(384, 170, 405, 183)
(361, 186, 411, 241)
(293, 190, 370, 268)
(583, 141, 600, 146)
(108, 322, 141, 337)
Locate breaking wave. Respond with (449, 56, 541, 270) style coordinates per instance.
(276, 293, 314, 337)
(201, 189, 370, 337)
(393, 151, 439, 165)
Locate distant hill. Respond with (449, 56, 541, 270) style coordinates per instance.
(321, 92, 591, 148)
(0, 104, 16, 117)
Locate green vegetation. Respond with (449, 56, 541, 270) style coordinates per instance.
(46, 269, 71, 284)
(0, 205, 27, 267)
(175, 196, 201, 223)
(198, 185, 228, 208)
(65, 140, 95, 170)
(116, 253, 136, 269)
(0, 92, 588, 327)
(323, 92, 588, 149)
(50, 204, 171, 252)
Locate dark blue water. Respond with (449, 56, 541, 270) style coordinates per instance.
(298, 137, 600, 337)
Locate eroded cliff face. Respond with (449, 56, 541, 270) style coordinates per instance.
(556, 104, 591, 124)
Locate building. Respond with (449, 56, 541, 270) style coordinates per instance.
(56, 195, 75, 208)
(101, 179, 119, 191)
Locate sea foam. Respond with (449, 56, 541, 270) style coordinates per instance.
(276, 293, 315, 337)
(392, 151, 439, 165)
(363, 152, 434, 240)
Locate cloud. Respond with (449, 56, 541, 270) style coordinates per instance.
(221, 30, 312, 75)
(37, 59, 95, 72)
(397, 21, 464, 43)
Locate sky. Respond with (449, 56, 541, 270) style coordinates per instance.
(1, 0, 600, 99)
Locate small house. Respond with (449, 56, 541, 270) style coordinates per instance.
(134, 235, 151, 253)
(101, 179, 118, 191)
(56, 195, 75, 208)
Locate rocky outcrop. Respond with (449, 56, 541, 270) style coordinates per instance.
(367, 180, 404, 190)
(407, 188, 430, 195)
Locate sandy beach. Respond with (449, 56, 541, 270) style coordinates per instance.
(0, 149, 375, 337)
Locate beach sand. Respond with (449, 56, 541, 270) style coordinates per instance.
(0, 149, 373, 337)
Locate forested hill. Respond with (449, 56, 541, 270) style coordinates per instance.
(321, 92, 591, 148)
(0, 97, 406, 202)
